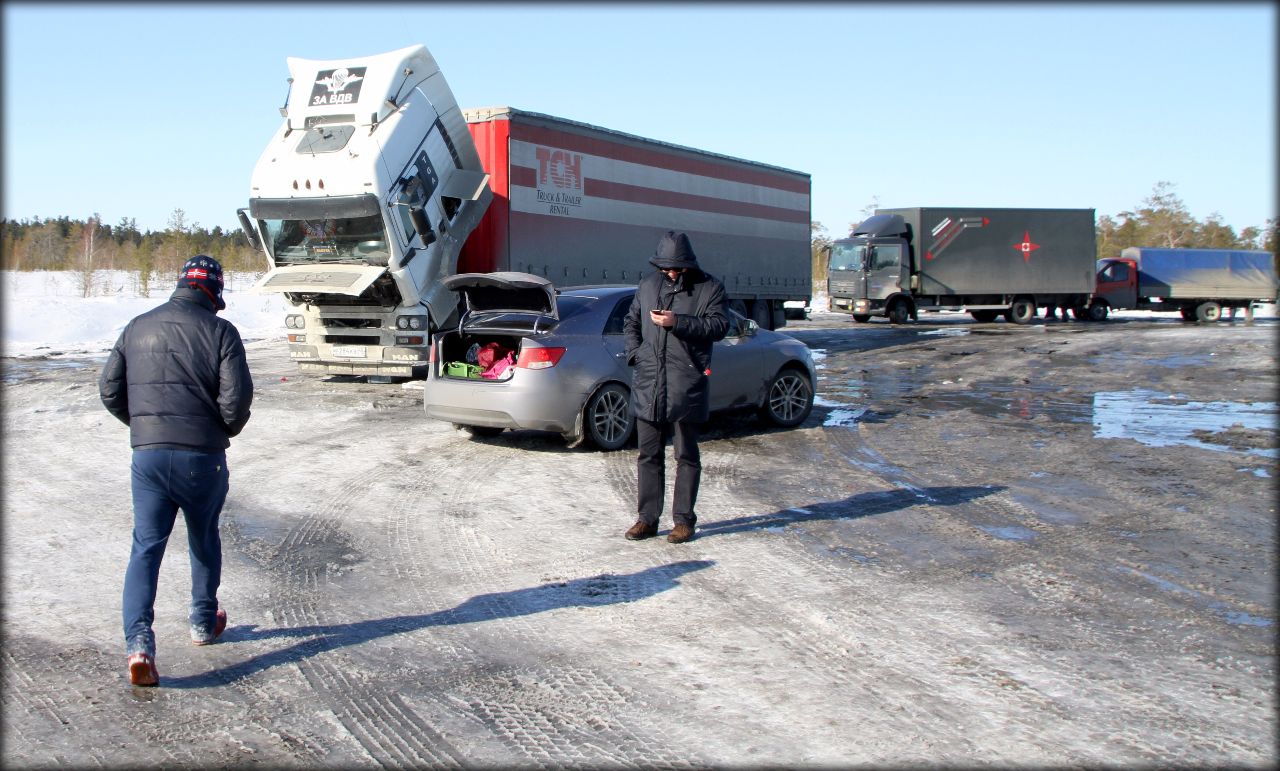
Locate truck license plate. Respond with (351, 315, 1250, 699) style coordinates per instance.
(333, 345, 367, 358)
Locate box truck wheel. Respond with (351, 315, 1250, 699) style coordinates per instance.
(1085, 302, 1109, 322)
(1194, 301, 1221, 322)
(969, 310, 1000, 323)
(1005, 298, 1036, 325)
(887, 300, 911, 324)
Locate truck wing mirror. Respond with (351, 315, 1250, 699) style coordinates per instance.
(236, 208, 262, 252)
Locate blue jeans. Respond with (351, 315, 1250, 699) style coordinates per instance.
(123, 449, 228, 655)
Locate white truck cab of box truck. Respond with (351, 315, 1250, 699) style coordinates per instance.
(241, 45, 492, 379)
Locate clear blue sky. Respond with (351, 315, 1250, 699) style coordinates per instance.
(3, 2, 1275, 240)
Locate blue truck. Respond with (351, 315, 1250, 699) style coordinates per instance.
(1090, 247, 1279, 322)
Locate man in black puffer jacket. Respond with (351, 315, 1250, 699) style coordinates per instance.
(622, 232, 728, 544)
(99, 255, 253, 686)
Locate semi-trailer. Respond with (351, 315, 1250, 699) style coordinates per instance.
(240, 45, 811, 379)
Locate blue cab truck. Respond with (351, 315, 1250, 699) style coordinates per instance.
(1090, 247, 1278, 322)
(827, 207, 1097, 324)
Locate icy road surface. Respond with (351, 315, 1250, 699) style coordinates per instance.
(3, 311, 1277, 767)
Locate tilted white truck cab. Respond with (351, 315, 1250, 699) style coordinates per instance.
(241, 45, 492, 379)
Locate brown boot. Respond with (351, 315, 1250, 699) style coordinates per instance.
(667, 523, 695, 544)
(625, 519, 658, 541)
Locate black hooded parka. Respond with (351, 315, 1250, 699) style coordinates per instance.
(623, 233, 729, 423)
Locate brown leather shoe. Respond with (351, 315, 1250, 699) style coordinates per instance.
(667, 523, 695, 544)
(625, 519, 658, 541)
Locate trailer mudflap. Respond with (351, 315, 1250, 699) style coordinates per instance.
(252, 264, 388, 296)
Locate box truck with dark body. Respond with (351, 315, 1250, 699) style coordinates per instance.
(827, 207, 1097, 324)
(1089, 247, 1278, 322)
(241, 45, 811, 380)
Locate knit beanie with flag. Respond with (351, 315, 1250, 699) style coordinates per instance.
(177, 255, 226, 310)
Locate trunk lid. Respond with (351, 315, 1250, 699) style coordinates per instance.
(444, 272, 558, 334)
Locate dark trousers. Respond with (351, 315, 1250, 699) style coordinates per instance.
(123, 449, 228, 654)
(636, 418, 701, 527)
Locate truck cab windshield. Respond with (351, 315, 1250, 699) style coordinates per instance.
(829, 243, 868, 272)
(262, 214, 390, 265)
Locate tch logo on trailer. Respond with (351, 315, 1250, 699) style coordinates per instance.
(535, 147, 583, 190)
(310, 67, 366, 107)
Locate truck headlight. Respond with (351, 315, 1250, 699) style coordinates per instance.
(285, 314, 305, 329)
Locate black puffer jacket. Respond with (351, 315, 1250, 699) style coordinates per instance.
(99, 287, 253, 451)
(623, 235, 728, 423)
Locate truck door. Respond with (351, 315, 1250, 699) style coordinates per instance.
(1094, 259, 1137, 309)
(866, 240, 906, 302)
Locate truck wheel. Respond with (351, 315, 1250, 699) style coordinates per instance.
(1195, 302, 1221, 322)
(1085, 302, 1109, 322)
(852, 314, 871, 323)
(1006, 298, 1036, 324)
(583, 383, 634, 451)
(758, 367, 814, 428)
(887, 301, 911, 325)
(751, 301, 773, 331)
(1179, 307, 1196, 321)
(969, 310, 999, 323)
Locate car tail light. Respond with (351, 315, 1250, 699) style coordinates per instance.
(516, 346, 565, 370)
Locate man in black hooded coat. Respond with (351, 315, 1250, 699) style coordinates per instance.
(622, 232, 729, 543)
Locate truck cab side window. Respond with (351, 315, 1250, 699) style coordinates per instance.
(871, 244, 902, 271)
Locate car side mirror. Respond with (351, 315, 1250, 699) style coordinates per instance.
(742, 319, 758, 336)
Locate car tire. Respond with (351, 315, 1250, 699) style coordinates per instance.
(758, 367, 814, 428)
(584, 383, 634, 451)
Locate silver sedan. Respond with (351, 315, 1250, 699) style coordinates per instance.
(423, 273, 816, 450)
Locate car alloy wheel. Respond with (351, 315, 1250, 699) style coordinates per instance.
(584, 383, 634, 451)
(760, 368, 814, 428)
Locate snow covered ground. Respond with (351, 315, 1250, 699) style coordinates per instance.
(1, 269, 287, 358)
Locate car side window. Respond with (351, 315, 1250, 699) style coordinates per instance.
(603, 296, 632, 335)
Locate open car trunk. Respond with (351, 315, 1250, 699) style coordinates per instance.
(435, 272, 558, 382)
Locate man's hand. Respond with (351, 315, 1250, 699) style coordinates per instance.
(649, 310, 676, 328)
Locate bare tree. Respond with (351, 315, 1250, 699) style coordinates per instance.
(77, 213, 101, 297)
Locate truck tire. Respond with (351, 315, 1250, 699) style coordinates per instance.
(1085, 302, 1109, 322)
(887, 300, 911, 325)
(758, 367, 814, 428)
(1179, 307, 1197, 321)
(751, 300, 773, 331)
(583, 383, 634, 451)
(1005, 298, 1036, 324)
(969, 310, 1000, 323)
(851, 314, 872, 323)
(1195, 301, 1222, 322)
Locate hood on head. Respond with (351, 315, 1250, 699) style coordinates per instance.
(650, 231, 700, 271)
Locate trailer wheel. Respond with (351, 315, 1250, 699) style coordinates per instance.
(1195, 301, 1221, 322)
(970, 310, 1000, 323)
(1179, 307, 1197, 321)
(583, 383, 634, 451)
(886, 300, 911, 325)
(751, 300, 774, 331)
(851, 314, 871, 323)
(758, 367, 814, 428)
(1005, 298, 1036, 324)
(1085, 302, 1109, 322)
